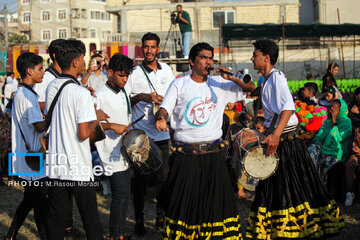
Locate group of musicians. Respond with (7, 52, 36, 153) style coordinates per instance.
(8, 32, 345, 240)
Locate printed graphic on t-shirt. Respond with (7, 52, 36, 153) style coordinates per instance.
(184, 96, 216, 128)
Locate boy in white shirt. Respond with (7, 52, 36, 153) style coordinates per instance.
(94, 53, 134, 240)
(45, 39, 109, 240)
(7, 52, 48, 239)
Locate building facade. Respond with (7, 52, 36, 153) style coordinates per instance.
(17, 0, 117, 43)
(105, 0, 300, 49)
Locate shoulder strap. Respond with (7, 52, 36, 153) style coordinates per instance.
(45, 80, 74, 130)
(139, 64, 158, 94)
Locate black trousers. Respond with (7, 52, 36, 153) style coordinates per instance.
(6, 179, 49, 240)
(132, 140, 169, 222)
(47, 180, 103, 240)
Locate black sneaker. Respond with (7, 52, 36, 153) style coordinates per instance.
(134, 221, 146, 236)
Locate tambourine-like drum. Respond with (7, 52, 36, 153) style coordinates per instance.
(122, 129, 163, 175)
(234, 128, 279, 180)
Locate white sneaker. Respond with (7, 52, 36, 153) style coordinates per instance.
(345, 192, 355, 206)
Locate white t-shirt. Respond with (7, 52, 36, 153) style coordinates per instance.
(261, 68, 298, 128)
(160, 75, 247, 143)
(127, 62, 175, 142)
(46, 74, 97, 181)
(94, 82, 131, 174)
(83, 71, 108, 91)
(11, 85, 45, 180)
(11, 79, 19, 93)
(34, 67, 60, 102)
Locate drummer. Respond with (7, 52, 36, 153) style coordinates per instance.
(126, 32, 175, 235)
(246, 39, 344, 239)
(155, 42, 255, 239)
(94, 53, 134, 240)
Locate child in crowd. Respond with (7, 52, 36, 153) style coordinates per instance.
(319, 86, 337, 107)
(253, 116, 266, 134)
(225, 102, 240, 125)
(303, 82, 318, 105)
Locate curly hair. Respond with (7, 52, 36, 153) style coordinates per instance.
(108, 53, 134, 75)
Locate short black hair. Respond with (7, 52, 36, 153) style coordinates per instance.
(16, 52, 43, 79)
(48, 39, 65, 62)
(253, 39, 279, 65)
(189, 42, 214, 63)
(56, 39, 86, 71)
(177, 4, 182, 8)
(142, 32, 160, 47)
(108, 54, 134, 75)
(254, 116, 265, 125)
(326, 62, 339, 73)
(304, 82, 318, 95)
(7, 72, 14, 76)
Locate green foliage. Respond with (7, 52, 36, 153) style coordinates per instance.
(8, 33, 29, 45)
(287, 79, 360, 94)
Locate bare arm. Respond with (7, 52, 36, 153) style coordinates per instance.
(216, 67, 256, 92)
(262, 110, 293, 155)
(100, 122, 129, 135)
(77, 108, 109, 141)
(130, 92, 163, 107)
(39, 102, 46, 112)
(81, 71, 92, 86)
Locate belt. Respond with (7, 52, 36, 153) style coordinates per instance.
(264, 125, 300, 142)
(171, 139, 230, 155)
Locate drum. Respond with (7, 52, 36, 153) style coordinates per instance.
(234, 128, 279, 180)
(122, 129, 163, 175)
(89, 123, 106, 145)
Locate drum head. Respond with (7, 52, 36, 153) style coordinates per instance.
(242, 146, 279, 180)
(122, 129, 163, 175)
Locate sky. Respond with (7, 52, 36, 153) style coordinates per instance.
(1, 0, 17, 13)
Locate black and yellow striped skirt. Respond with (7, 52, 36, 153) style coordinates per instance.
(162, 150, 242, 240)
(246, 137, 345, 239)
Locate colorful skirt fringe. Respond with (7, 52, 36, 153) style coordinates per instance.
(246, 138, 345, 239)
(162, 150, 242, 240)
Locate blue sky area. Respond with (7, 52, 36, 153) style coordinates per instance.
(1, 0, 17, 13)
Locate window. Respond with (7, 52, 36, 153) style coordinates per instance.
(40, 0, 50, 3)
(22, 0, 32, 5)
(212, 10, 235, 28)
(41, 10, 51, 22)
(58, 28, 67, 39)
(90, 28, 96, 38)
(22, 12, 31, 24)
(58, 9, 67, 21)
(102, 30, 111, 40)
(41, 29, 51, 41)
(90, 0, 106, 3)
(90, 10, 111, 21)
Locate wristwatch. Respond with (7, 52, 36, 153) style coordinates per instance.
(333, 122, 337, 126)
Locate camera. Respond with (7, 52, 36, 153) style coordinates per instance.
(94, 50, 102, 55)
(170, 10, 177, 24)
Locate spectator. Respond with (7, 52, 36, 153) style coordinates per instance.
(322, 62, 339, 93)
(303, 82, 318, 105)
(308, 99, 352, 186)
(348, 87, 360, 129)
(81, 53, 109, 91)
(319, 86, 337, 107)
(344, 127, 360, 206)
(176, 5, 192, 58)
(253, 116, 266, 134)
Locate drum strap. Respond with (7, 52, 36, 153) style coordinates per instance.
(139, 64, 158, 95)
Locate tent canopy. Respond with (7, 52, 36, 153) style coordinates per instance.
(222, 23, 360, 43)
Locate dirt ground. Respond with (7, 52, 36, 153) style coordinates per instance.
(0, 178, 359, 240)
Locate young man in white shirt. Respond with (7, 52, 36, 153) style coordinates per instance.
(7, 52, 48, 239)
(127, 32, 175, 235)
(246, 39, 344, 239)
(155, 42, 255, 239)
(34, 39, 64, 112)
(45, 39, 109, 240)
(94, 53, 134, 240)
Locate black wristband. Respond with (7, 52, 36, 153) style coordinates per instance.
(333, 122, 337, 126)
